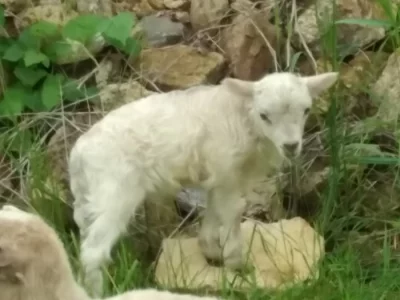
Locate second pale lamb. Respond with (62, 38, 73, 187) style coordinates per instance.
(68, 71, 339, 296)
(0, 204, 221, 300)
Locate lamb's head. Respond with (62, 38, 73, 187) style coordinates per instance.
(0, 205, 75, 294)
(253, 72, 338, 157)
(223, 72, 338, 158)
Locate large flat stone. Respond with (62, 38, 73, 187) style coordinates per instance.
(154, 217, 324, 291)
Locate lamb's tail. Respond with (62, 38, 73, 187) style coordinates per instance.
(67, 137, 92, 230)
(68, 139, 84, 195)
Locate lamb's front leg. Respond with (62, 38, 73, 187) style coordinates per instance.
(198, 185, 246, 270)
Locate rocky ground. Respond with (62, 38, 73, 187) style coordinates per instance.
(1, 0, 400, 298)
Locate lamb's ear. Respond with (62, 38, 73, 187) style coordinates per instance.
(221, 77, 254, 97)
(301, 72, 339, 98)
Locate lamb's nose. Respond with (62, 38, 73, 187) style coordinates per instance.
(283, 142, 299, 154)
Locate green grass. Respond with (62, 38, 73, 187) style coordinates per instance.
(2, 0, 400, 299)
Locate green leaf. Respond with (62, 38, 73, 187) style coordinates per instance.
(29, 20, 60, 39)
(0, 37, 12, 55)
(44, 40, 74, 63)
(41, 74, 62, 110)
(23, 89, 46, 111)
(18, 30, 41, 49)
(62, 14, 107, 44)
(8, 129, 33, 153)
(335, 18, 392, 29)
(18, 22, 60, 53)
(103, 35, 124, 49)
(123, 37, 141, 57)
(18, 21, 61, 50)
(62, 79, 99, 102)
(62, 79, 85, 101)
(350, 156, 400, 166)
(0, 84, 29, 116)
(2, 42, 24, 62)
(13, 65, 48, 87)
(288, 52, 302, 72)
(85, 86, 100, 102)
(0, 5, 5, 28)
(101, 12, 135, 47)
(23, 49, 50, 67)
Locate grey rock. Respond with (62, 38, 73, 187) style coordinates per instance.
(176, 187, 207, 216)
(139, 14, 185, 47)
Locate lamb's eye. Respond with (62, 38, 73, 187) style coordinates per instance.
(304, 108, 311, 115)
(260, 113, 271, 123)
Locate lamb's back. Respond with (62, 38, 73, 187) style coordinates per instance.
(70, 83, 256, 183)
(79, 84, 241, 153)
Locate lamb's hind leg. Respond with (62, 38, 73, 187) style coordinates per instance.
(198, 185, 246, 270)
(73, 180, 146, 297)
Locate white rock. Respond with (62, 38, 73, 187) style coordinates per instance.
(294, 0, 386, 55)
(372, 49, 400, 123)
(155, 217, 324, 291)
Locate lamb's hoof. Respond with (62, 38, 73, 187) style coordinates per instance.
(233, 262, 254, 276)
(223, 252, 246, 271)
(205, 257, 224, 267)
(198, 234, 223, 265)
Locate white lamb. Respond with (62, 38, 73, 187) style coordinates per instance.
(68, 71, 339, 296)
(0, 204, 221, 300)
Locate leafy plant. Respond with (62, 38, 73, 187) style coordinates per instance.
(0, 6, 141, 119)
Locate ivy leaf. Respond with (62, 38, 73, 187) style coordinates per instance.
(85, 86, 100, 102)
(123, 37, 142, 57)
(13, 65, 48, 87)
(0, 37, 12, 55)
(62, 14, 107, 44)
(23, 49, 50, 67)
(23, 89, 46, 112)
(62, 79, 85, 101)
(0, 5, 5, 28)
(44, 40, 74, 63)
(41, 74, 62, 110)
(2, 42, 24, 62)
(18, 30, 41, 50)
(8, 129, 33, 154)
(18, 21, 61, 50)
(101, 12, 135, 47)
(29, 20, 60, 39)
(62, 79, 99, 102)
(0, 84, 29, 116)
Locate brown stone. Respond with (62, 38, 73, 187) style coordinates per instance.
(15, 4, 78, 30)
(148, 0, 164, 9)
(190, 0, 230, 31)
(95, 81, 155, 112)
(76, 0, 112, 16)
(164, 0, 189, 10)
(133, 45, 227, 90)
(220, 8, 283, 80)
